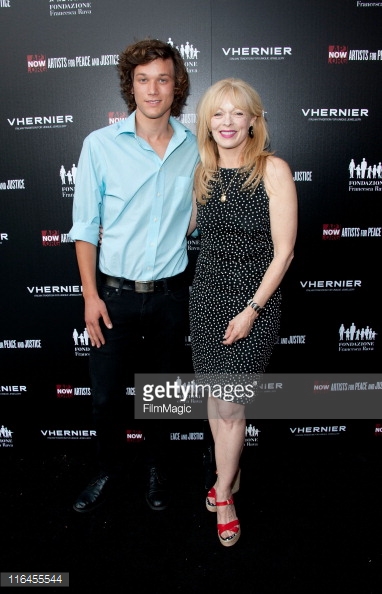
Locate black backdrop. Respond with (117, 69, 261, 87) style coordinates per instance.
(1, 0, 381, 453)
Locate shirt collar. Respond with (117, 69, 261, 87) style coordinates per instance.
(114, 111, 191, 142)
(114, 112, 136, 137)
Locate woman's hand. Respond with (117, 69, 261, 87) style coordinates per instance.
(222, 307, 257, 345)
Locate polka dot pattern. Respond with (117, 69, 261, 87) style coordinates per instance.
(189, 168, 281, 405)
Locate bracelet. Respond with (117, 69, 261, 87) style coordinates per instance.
(247, 299, 264, 314)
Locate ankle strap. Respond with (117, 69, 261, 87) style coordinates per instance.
(216, 497, 234, 506)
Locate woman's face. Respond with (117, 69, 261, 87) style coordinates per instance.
(210, 95, 256, 153)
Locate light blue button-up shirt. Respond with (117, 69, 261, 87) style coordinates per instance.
(69, 112, 199, 280)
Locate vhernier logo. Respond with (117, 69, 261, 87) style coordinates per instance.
(290, 425, 346, 436)
(222, 45, 291, 61)
(300, 279, 361, 292)
(41, 429, 96, 440)
(0, 385, 27, 395)
(28, 284, 81, 297)
(7, 115, 73, 130)
(302, 108, 368, 121)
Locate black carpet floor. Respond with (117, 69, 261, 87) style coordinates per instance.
(2, 437, 382, 593)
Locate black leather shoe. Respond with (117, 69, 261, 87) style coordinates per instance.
(73, 472, 112, 513)
(145, 466, 170, 511)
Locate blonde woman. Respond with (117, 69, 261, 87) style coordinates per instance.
(188, 78, 297, 546)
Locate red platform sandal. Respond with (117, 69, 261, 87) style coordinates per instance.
(216, 497, 241, 547)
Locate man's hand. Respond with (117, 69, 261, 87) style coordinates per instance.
(84, 295, 113, 347)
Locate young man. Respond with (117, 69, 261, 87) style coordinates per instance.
(69, 39, 199, 512)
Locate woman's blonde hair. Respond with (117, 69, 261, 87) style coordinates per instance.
(194, 78, 273, 203)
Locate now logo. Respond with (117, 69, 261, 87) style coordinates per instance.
(27, 55, 47, 72)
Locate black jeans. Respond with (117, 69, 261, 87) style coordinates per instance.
(89, 281, 189, 475)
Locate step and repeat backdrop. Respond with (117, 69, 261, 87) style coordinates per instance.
(1, 0, 381, 453)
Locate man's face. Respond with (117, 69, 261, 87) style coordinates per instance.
(132, 58, 176, 121)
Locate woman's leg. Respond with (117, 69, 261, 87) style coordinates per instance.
(208, 396, 245, 539)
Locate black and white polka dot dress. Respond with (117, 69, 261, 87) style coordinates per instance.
(189, 168, 281, 404)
